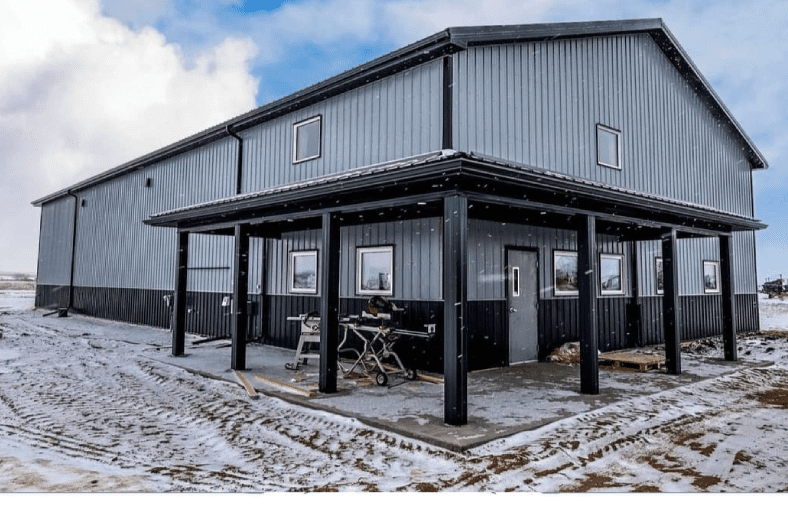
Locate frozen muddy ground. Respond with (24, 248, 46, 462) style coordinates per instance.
(0, 288, 787, 493)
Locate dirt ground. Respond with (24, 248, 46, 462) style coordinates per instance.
(1, 289, 788, 492)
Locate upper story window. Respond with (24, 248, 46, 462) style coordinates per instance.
(596, 124, 621, 170)
(293, 115, 322, 163)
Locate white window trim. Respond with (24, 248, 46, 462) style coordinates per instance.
(292, 115, 322, 164)
(703, 260, 721, 294)
(288, 250, 318, 294)
(596, 123, 622, 170)
(356, 246, 394, 296)
(599, 253, 625, 296)
(553, 250, 579, 297)
(655, 257, 664, 295)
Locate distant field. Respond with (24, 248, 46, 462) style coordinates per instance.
(0, 281, 35, 291)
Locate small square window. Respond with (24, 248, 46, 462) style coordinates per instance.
(553, 250, 578, 297)
(357, 246, 393, 296)
(293, 116, 321, 163)
(703, 260, 720, 294)
(600, 254, 624, 295)
(655, 257, 664, 295)
(289, 250, 318, 294)
(597, 124, 621, 169)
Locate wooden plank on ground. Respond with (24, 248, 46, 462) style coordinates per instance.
(598, 351, 665, 372)
(254, 374, 316, 398)
(234, 370, 258, 399)
(416, 372, 444, 385)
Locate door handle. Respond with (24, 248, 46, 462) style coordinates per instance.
(509, 307, 517, 313)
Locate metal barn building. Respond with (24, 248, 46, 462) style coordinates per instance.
(33, 19, 768, 425)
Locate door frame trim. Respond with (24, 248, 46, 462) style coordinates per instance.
(504, 245, 540, 365)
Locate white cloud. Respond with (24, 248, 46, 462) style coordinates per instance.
(0, 0, 259, 273)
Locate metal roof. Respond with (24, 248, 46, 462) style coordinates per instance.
(33, 18, 767, 206)
(145, 150, 766, 234)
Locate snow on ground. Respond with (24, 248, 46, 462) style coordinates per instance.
(759, 292, 788, 331)
(1, 288, 788, 492)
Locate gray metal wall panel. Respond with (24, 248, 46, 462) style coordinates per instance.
(637, 231, 757, 297)
(72, 137, 237, 290)
(453, 34, 755, 216)
(36, 197, 76, 285)
(468, 219, 629, 301)
(266, 218, 443, 300)
(241, 59, 443, 193)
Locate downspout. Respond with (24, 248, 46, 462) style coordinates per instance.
(225, 125, 259, 340)
(226, 125, 243, 195)
(66, 190, 79, 310)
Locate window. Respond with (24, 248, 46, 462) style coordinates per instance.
(655, 257, 664, 295)
(703, 260, 720, 294)
(289, 250, 318, 294)
(293, 116, 321, 163)
(600, 254, 624, 295)
(553, 250, 578, 296)
(357, 246, 393, 296)
(597, 124, 621, 169)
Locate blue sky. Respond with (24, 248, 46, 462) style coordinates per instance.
(1, 0, 786, 281)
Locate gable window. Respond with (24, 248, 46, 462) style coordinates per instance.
(293, 116, 321, 163)
(553, 250, 578, 297)
(357, 246, 393, 296)
(289, 250, 318, 294)
(600, 254, 624, 295)
(703, 260, 720, 294)
(597, 124, 621, 169)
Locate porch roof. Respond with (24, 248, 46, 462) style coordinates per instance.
(144, 150, 766, 237)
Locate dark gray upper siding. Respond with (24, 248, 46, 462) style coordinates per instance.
(61, 137, 238, 291)
(36, 197, 76, 286)
(469, 219, 757, 299)
(266, 218, 443, 300)
(240, 60, 443, 192)
(453, 34, 755, 217)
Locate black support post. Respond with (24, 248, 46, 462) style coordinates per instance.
(719, 234, 738, 361)
(319, 212, 340, 394)
(443, 194, 468, 425)
(172, 230, 189, 357)
(661, 229, 681, 374)
(577, 215, 599, 395)
(231, 224, 250, 370)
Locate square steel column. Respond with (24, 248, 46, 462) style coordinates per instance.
(719, 234, 738, 361)
(577, 215, 599, 395)
(443, 194, 468, 425)
(319, 212, 340, 394)
(231, 224, 250, 370)
(661, 229, 681, 374)
(172, 230, 189, 357)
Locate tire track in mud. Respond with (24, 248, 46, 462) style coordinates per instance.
(462, 363, 788, 491)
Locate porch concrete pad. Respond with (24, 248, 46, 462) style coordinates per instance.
(146, 339, 772, 451)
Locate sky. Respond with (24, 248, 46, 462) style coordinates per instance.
(1, 0, 786, 282)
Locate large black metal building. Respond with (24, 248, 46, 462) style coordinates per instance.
(33, 19, 767, 424)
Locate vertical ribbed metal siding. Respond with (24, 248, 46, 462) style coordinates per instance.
(468, 219, 629, 300)
(72, 137, 237, 291)
(637, 231, 757, 297)
(453, 34, 754, 216)
(36, 197, 76, 285)
(266, 218, 443, 301)
(241, 59, 443, 193)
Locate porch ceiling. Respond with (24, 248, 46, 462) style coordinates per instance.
(144, 151, 766, 238)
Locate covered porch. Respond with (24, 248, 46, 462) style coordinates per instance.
(145, 151, 765, 426)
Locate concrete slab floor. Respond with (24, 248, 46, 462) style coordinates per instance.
(145, 339, 773, 451)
